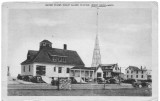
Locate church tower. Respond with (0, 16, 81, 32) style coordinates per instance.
(91, 7, 101, 67)
(91, 34, 101, 67)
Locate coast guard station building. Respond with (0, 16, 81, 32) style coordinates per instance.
(21, 40, 85, 78)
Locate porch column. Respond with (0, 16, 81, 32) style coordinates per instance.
(84, 70, 86, 82)
(80, 69, 81, 83)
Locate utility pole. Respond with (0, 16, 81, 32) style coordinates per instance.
(57, 77, 60, 90)
(7, 66, 10, 76)
(119, 67, 121, 85)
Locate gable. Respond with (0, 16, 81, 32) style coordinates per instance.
(96, 67, 103, 73)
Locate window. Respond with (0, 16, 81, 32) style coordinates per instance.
(97, 73, 101, 77)
(142, 71, 143, 74)
(36, 65, 46, 76)
(62, 57, 66, 63)
(141, 75, 143, 78)
(29, 65, 30, 72)
(136, 71, 138, 74)
(52, 56, 57, 62)
(127, 70, 129, 73)
(66, 68, 70, 73)
(54, 67, 56, 72)
(43, 43, 46, 46)
(131, 71, 133, 73)
(58, 67, 62, 73)
(136, 75, 138, 78)
(58, 57, 62, 62)
(127, 75, 128, 78)
(131, 75, 133, 78)
(23, 66, 25, 72)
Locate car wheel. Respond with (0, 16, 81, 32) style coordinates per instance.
(148, 85, 151, 88)
(139, 85, 142, 88)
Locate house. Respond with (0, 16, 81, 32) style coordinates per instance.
(70, 66, 103, 82)
(69, 63, 122, 83)
(146, 70, 152, 80)
(21, 40, 84, 78)
(98, 64, 121, 79)
(125, 66, 148, 80)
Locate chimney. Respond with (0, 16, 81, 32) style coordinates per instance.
(141, 66, 142, 70)
(64, 44, 67, 50)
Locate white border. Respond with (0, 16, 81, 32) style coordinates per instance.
(1, 1, 159, 101)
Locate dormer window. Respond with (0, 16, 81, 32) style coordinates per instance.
(52, 55, 67, 63)
(43, 43, 46, 46)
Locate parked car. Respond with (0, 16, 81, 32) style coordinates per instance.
(17, 74, 23, 80)
(106, 78, 116, 84)
(23, 75, 33, 81)
(30, 76, 45, 83)
(122, 79, 136, 84)
(51, 79, 59, 85)
(97, 78, 105, 84)
(132, 81, 151, 88)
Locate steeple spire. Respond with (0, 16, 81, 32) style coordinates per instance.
(91, 7, 101, 67)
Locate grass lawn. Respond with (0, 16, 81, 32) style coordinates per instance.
(8, 88, 151, 96)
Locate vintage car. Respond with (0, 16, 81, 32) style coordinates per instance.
(30, 76, 45, 83)
(132, 81, 151, 88)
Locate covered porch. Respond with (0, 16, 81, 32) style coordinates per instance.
(70, 67, 95, 83)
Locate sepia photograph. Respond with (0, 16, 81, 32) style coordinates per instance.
(1, 1, 158, 101)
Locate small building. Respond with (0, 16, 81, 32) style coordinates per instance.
(21, 40, 84, 78)
(70, 66, 103, 82)
(125, 66, 148, 80)
(98, 64, 121, 79)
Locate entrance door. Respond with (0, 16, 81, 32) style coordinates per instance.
(36, 65, 46, 76)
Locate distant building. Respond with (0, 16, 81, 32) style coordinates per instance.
(146, 70, 152, 80)
(125, 66, 148, 80)
(21, 40, 84, 77)
(99, 64, 121, 79)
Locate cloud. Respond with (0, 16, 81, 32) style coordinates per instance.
(32, 18, 65, 27)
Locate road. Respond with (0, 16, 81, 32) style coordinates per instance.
(8, 88, 152, 96)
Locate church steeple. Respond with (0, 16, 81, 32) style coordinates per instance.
(91, 7, 101, 67)
(91, 34, 101, 67)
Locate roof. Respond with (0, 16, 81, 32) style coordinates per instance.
(71, 66, 95, 70)
(99, 64, 117, 70)
(41, 40, 52, 43)
(99, 64, 116, 67)
(21, 48, 84, 66)
(125, 66, 146, 71)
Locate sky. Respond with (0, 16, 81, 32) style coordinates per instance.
(7, 8, 152, 77)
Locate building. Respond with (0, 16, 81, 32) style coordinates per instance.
(125, 66, 148, 80)
(70, 66, 103, 82)
(21, 40, 84, 78)
(146, 70, 152, 80)
(98, 64, 121, 79)
(69, 64, 122, 82)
